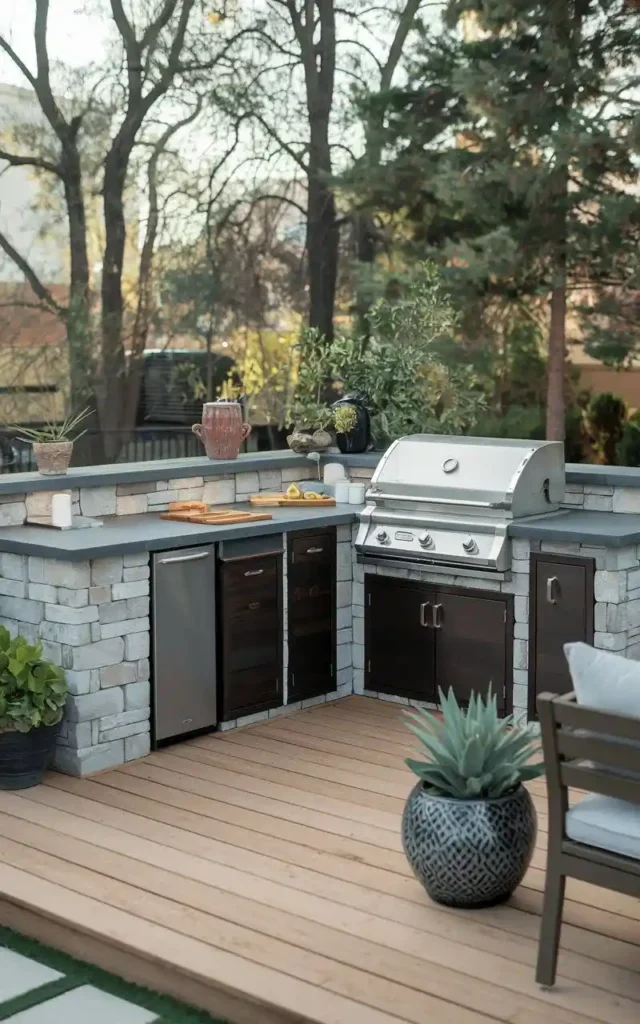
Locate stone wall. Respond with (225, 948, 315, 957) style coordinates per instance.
(350, 536, 633, 725)
(3, 464, 320, 526)
(562, 482, 640, 513)
(0, 520, 355, 772)
(0, 550, 150, 774)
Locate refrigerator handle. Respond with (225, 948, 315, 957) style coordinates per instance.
(158, 551, 210, 565)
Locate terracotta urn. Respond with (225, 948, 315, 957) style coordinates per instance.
(192, 401, 251, 460)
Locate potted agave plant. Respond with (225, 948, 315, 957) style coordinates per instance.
(0, 626, 68, 789)
(17, 407, 91, 476)
(402, 687, 543, 908)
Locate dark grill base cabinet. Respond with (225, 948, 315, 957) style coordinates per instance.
(365, 575, 513, 714)
(528, 553, 594, 718)
(219, 551, 283, 721)
(288, 528, 336, 702)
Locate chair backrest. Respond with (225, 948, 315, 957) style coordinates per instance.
(537, 691, 640, 842)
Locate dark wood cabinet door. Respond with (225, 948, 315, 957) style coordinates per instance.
(529, 554, 594, 716)
(433, 590, 510, 712)
(288, 529, 336, 702)
(220, 553, 282, 720)
(365, 575, 436, 701)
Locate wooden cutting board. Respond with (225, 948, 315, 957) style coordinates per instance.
(160, 509, 273, 525)
(249, 493, 336, 508)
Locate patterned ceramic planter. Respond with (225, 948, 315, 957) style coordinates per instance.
(33, 441, 73, 475)
(402, 782, 537, 908)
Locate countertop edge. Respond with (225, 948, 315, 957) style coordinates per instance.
(0, 507, 360, 560)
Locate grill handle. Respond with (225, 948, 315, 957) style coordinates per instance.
(433, 603, 443, 629)
(419, 601, 432, 628)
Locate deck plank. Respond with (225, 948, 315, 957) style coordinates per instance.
(0, 696, 637, 1024)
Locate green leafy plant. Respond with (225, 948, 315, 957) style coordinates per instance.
(404, 687, 544, 799)
(333, 405, 358, 434)
(16, 407, 92, 445)
(0, 627, 68, 733)
(286, 264, 486, 444)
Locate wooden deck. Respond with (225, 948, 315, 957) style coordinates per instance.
(0, 695, 637, 1024)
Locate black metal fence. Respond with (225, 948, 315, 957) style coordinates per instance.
(0, 427, 203, 473)
(0, 424, 288, 473)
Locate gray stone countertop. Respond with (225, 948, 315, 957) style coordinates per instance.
(509, 509, 640, 548)
(0, 503, 360, 560)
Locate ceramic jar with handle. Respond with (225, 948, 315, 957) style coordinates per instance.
(192, 401, 251, 460)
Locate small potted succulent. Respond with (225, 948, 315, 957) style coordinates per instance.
(0, 626, 68, 789)
(16, 407, 91, 476)
(402, 687, 543, 908)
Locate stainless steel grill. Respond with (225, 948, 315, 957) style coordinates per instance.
(355, 435, 565, 574)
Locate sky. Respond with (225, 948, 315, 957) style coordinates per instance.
(0, 0, 108, 85)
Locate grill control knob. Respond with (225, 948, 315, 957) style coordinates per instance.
(376, 529, 390, 545)
(418, 532, 434, 549)
(462, 536, 478, 554)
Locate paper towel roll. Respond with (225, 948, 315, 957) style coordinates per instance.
(51, 493, 72, 529)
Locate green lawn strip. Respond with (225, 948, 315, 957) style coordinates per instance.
(0, 926, 224, 1023)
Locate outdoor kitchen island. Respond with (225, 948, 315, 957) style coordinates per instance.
(0, 442, 639, 772)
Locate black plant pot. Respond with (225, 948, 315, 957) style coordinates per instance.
(333, 396, 371, 454)
(402, 782, 537, 908)
(0, 722, 60, 790)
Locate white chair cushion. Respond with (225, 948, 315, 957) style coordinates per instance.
(563, 642, 640, 780)
(566, 794, 640, 861)
(564, 642, 640, 716)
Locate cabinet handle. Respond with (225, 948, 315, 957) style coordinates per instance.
(306, 546, 324, 554)
(158, 551, 209, 565)
(433, 603, 443, 629)
(419, 601, 432, 627)
(244, 568, 264, 577)
(546, 576, 559, 604)
(248, 601, 260, 610)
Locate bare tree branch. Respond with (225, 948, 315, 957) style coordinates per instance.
(0, 36, 36, 86)
(0, 230, 66, 318)
(0, 149, 62, 176)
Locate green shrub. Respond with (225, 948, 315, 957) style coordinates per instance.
(404, 687, 544, 799)
(618, 422, 640, 467)
(0, 626, 68, 732)
(586, 392, 627, 464)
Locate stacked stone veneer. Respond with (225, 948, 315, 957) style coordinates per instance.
(0, 550, 151, 774)
(0, 463, 319, 527)
(0, 457, 360, 772)
(351, 528, 640, 726)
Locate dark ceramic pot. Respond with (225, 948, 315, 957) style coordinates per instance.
(333, 396, 371, 454)
(0, 722, 60, 790)
(402, 782, 536, 908)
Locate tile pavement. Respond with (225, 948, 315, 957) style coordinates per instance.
(0, 949, 157, 1022)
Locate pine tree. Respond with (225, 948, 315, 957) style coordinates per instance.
(356, 0, 640, 440)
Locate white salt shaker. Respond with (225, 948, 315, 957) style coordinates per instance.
(51, 493, 72, 529)
(349, 483, 366, 504)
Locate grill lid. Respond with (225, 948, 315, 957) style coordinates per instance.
(368, 435, 564, 518)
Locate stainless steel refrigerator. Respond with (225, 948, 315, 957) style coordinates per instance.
(152, 545, 217, 743)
